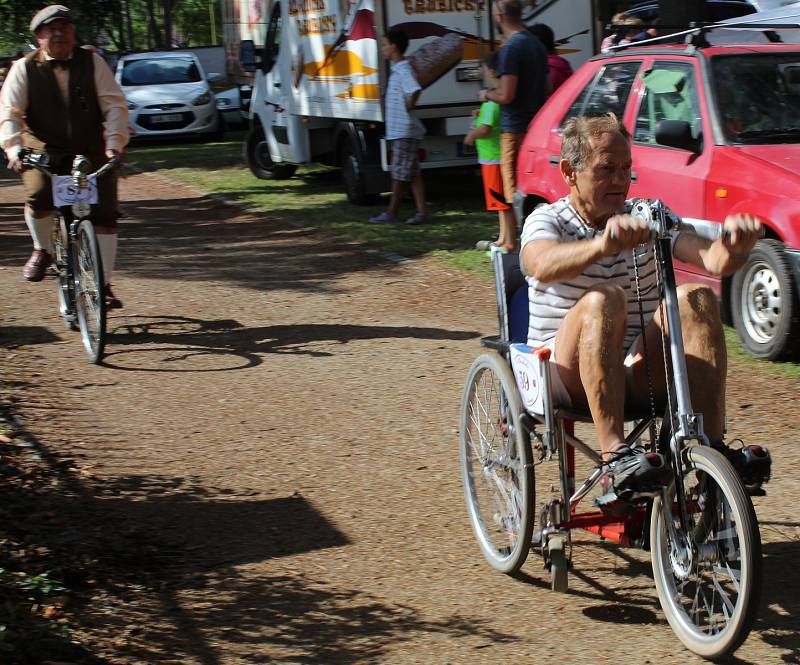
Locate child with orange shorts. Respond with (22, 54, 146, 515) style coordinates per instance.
(463, 52, 516, 253)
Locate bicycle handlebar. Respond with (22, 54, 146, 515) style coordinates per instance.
(18, 149, 120, 179)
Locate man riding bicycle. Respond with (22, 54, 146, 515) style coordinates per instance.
(0, 4, 129, 308)
(520, 114, 771, 498)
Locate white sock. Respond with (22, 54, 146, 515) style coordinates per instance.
(24, 209, 54, 253)
(97, 233, 118, 285)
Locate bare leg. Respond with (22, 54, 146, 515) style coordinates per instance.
(499, 209, 517, 251)
(553, 285, 629, 457)
(387, 179, 407, 218)
(627, 284, 726, 441)
(409, 171, 426, 216)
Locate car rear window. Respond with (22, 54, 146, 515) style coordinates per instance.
(121, 58, 201, 86)
(712, 53, 800, 144)
(559, 60, 642, 129)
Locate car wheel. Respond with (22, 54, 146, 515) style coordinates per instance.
(205, 113, 225, 142)
(731, 238, 797, 360)
(245, 124, 297, 180)
(341, 140, 376, 205)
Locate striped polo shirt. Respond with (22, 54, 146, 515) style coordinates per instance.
(521, 197, 672, 351)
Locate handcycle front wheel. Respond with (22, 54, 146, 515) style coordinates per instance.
(459, 352, 534, 574)
(72, 220, 106, 364)
(650, 445, 762, 659)
(53, 214, 77, 331)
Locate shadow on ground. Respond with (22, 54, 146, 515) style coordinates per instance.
(0, 425, 516, 663)
(85, 315, 480, 371)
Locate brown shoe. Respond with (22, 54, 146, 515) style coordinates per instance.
(105, 285, 123, 310)
(22, 249, 52, 282)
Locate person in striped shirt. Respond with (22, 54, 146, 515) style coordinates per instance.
(520, 113, 769, 497)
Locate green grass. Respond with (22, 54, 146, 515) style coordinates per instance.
(127, 133, 799, 376)
(127, 131, 498, 278)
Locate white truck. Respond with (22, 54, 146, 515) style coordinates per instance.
(221, 0, 600, 203)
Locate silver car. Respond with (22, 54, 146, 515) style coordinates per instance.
(117, 52, 223, 139)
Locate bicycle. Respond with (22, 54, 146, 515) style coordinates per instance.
(459, 199, 763, 659)
(20, 150, 120, 364)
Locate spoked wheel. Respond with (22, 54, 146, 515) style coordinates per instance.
(52, 215, 77, 330)
(459, 352, 534, 574)
(72, 220, 106, 364)
(651, 445, 761, 659)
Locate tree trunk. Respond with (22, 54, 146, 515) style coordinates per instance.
(161, 0, 174, 49)
(146, 0, 163, 48)
(125, 0, 135, 51)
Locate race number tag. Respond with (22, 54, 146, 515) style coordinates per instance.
(509, 343, 549, 416)
(51, 175, 98, 207)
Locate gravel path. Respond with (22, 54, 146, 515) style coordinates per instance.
(0, 170, 798, 664)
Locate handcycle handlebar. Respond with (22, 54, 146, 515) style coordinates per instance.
(623, 199, 765, 243)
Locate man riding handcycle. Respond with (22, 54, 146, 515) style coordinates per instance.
(460, 113, 772, 659)
(521, 113, 770, 499)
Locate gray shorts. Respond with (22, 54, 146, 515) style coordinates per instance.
(390, 138, 420, 182)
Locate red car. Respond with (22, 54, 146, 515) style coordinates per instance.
(514, 38, 800, 360)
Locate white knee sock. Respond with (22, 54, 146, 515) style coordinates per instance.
(96, 233, 118, 285)
(24, 209, 54, 253)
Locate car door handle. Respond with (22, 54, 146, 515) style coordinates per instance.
(549, 155, 558, 166)
(631, 170, 638, 182)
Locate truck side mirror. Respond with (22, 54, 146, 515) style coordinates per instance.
(655, 120, 701, 153)
(240, 40, 257, 73)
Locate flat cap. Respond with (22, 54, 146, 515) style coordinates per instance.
(30, 5, 72, 34)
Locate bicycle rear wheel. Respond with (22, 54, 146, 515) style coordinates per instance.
(651, 445, 761, 659)
(72, 220, 106, 363)
(460, 352, 534, 574)
(52, 214, 77, 331)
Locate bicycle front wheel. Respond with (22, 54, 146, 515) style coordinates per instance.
(72, 220, 106, 363)
(53, 214, 77, 330)
(651, 445, 761, 659)
(459, 352, 533, 574)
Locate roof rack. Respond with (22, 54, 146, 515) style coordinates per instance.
(609, 12, 800, 53)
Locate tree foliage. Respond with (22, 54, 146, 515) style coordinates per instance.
(0, 0, 222, 56)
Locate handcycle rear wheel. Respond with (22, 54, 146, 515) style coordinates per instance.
(650, 445, 761, 659)
(459, 352, 534, 574)
(53, 214, 77, 331)
(72, 220, 106, 364)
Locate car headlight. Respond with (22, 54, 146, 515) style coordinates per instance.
(216, 98, 230, 108)
(127, 101, 138, 110)
(192, 91, 212, 106)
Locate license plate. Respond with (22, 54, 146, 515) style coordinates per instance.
(150, 113, 182, 123)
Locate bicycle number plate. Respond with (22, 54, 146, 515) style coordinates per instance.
(509, 343, 548, 416)
(51, 175, 98, 207)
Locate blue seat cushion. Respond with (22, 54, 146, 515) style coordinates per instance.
(509, 285, 529, 344)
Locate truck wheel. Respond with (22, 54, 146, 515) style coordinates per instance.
(245, 125, 297, 180)
(731, 238, 797, 360)
(341, 141, 377, 205)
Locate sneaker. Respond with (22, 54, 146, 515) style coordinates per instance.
(711, 440, 771, 494)
(105, 285, 123, 310)
(599, 446, 672, 502)
(22, 249, 52, 282)
(368, 212, 397, 224)
(405, 212, 428, 225)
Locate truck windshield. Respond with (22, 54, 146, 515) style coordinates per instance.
(121, 58, 202, 86)
(712, 53, 800, 144)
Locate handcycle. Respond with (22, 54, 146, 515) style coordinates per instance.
(459, 199, 763, 659)
(20, 150, 120, 364)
